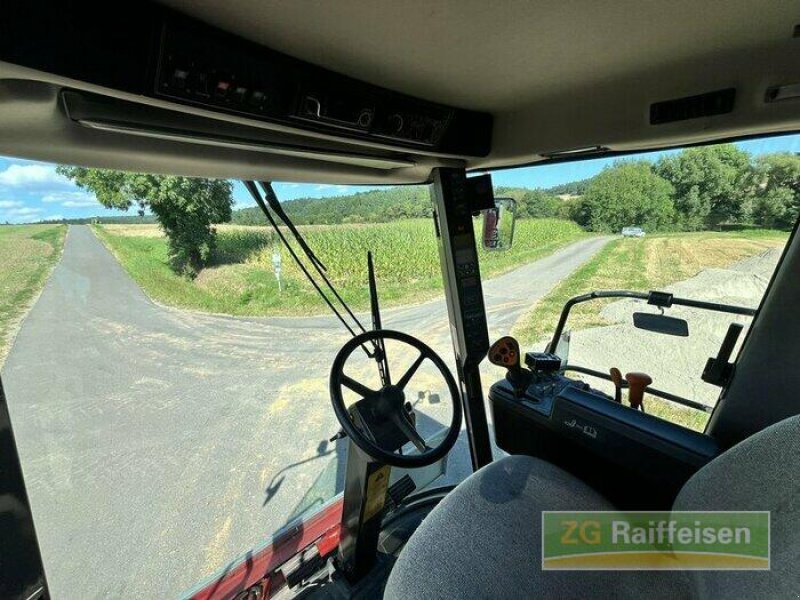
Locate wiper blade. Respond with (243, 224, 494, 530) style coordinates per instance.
(257, 181, 327, 272)
(368, 250, 391, 386)
(243, 180, 378, 358)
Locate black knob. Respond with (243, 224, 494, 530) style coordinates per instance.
(388, 113, 404, 134)
(357, 110, 374, 128)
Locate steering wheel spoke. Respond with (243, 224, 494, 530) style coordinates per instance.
(391, 410, 429, 453)
(396, 352, 427, 391)
(340, 374, 376, 399)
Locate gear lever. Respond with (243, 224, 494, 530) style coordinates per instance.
(488, 336, 530, 395)
(625, 372, 652, 411)
(609, 367, 623, 403)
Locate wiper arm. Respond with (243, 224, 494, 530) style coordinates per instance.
(243, 180, 378, 359)
(257, 181, 327, 272)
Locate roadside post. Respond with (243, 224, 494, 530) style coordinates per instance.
(272, 250, 282, 292)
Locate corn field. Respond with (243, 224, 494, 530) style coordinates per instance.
(99, 219, 587, 316)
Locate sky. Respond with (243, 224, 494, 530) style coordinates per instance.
(1, 133, 798, 224)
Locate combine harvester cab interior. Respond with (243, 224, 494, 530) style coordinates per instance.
(1, 1, 799, 599)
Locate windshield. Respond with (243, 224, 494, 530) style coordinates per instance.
(0, 181, 472, 597)
(1, 132, 798, 598)
(2, 170, 580, 597)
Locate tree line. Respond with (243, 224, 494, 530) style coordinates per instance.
(235, 146, 799, 233)
(53, 144, 798, 277)
(562, 146, 799, 233)
(231, 180, 589, 225)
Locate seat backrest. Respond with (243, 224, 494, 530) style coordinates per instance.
(672, 414, 800, 598)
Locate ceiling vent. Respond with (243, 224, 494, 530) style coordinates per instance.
(650, 88, 736, 125)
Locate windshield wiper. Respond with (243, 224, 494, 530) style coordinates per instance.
(257, 182, 328, 272)
(243, 181, 382, 364)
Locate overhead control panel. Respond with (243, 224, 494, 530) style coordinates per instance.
(0, 1, 492, 158)
(153, 17, 476, 153)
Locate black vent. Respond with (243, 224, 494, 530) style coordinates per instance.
(650, 88, 736, 125)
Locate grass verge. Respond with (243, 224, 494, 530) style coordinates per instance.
(0, 224, 67, 366)
(513, 230, 788, 345)
(512, 230, 788, 431)
(93, 219, 589, 317)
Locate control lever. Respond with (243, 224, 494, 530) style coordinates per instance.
(609, 367, 623, 403)
(625, 372, 652, 412)
(488, 336, 530, 395)
(702, 322, 744, 387)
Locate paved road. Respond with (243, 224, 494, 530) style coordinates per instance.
(2, 226, 609, 599)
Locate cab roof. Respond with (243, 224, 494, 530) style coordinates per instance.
(0, 0, 798, 183)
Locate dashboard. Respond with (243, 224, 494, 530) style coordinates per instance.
(488, 370, 720, 508)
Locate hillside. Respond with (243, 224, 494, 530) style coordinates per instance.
(232, 183, 574, 226)
(233, 186, 432, 225)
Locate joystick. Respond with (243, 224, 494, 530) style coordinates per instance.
(488, 336, 530, 395)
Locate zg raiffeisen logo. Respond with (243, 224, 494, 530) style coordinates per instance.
(542, 511, 770, 570)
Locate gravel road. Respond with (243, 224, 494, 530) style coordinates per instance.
(1, 225, 609, 599)
(567, 248, 781, 407)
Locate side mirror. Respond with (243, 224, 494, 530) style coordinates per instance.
(633, 312, 689, 337)
(482, 197, 517, 251)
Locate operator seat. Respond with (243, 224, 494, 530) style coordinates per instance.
(384, 415, 800, 599)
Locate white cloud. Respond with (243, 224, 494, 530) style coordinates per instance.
(41, 191, 92, 203)
(43, 214, 64, 221)
(0, 205, 44, 223)
(312, 184, 353, 194)
(6, 207, 43, 216)
(39, 190, 99, 208)
(0, 164, 66, 187)
(0, 200, 23, 208)
(62, 199, 100, 208)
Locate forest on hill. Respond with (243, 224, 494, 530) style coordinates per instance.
(231, 182, 581, 226)
(233, 145, 799, 232)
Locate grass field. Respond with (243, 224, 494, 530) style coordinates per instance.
(512, 229, 788, 431)
(94, 219, 589, 317)
(0, 224, 67, 366)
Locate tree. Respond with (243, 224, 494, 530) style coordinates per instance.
(566, 197, 592, 228)
(752, 187, 794, 229)
(655, 144, 753, 229)
(518, 189, 563, 218)
(56, 167, 233, 277)
(751, 153, 800, 229)
(579, 160, 675, 232)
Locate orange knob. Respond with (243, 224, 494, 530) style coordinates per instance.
(625, 372, 652, 411)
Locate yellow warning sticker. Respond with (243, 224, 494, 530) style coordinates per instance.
(363, 465, 391, 522)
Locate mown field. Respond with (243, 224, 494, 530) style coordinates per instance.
(0, 224, 67, 366)
(94, 219, 589, 316)
(512, 229, 788, 430)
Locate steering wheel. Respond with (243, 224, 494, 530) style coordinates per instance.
(329, 330, 462, 468)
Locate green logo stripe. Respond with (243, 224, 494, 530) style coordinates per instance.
(542, 511, 769, 570)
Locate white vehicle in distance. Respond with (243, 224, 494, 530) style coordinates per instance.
(621, 226, 646, 237)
